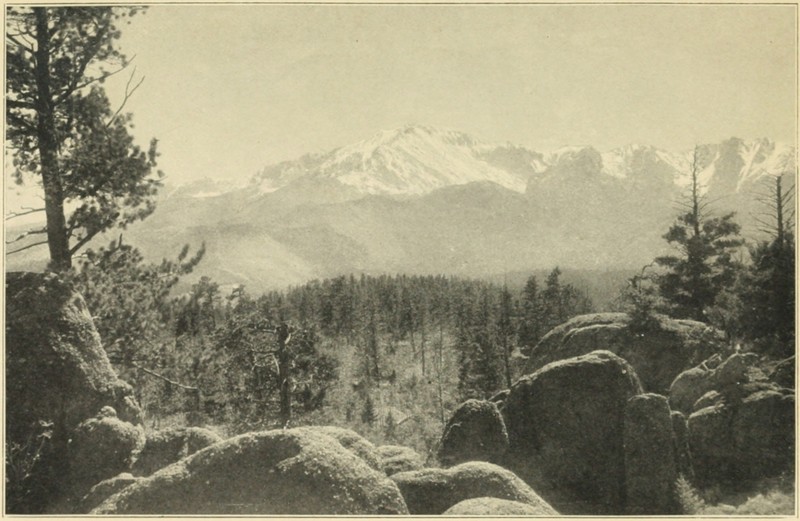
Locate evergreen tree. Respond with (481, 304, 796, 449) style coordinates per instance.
(735, 174, 795, 355)
(655, 147, 744, 321)
(6, 7, 161, 270)
(517, 275, 544, 349)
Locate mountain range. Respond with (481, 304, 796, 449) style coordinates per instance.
(7, 125, 796, 293)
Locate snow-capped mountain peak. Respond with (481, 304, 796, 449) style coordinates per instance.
(252, 124, 534, 195)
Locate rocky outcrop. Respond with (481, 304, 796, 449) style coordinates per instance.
(669, 353, 763, 414)
(438, 399, 508, 467)
(376, 445, 425, 476)
(523, 313, 726, 394)
(390, 461, 557, 515)
(670, 411, 693, 479)
(688, 389, 794, 486)
(295, 426, 382, 472)
(503, 350, 643, 514)
(623, 394, 678, 515)
(67, 408, 145, 498)
(92, 428, 408, 514)
(5, 272, 143, 513)
(770, 356, 795, 389)
(132, 426, 223, 476)
(79, 473, 141, 513)
(443, 496, 556, 515)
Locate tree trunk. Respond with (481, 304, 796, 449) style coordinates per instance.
(34, 8, 71, 270)
(277, 323, 292, 427)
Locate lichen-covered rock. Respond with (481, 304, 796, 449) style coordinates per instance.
(68, 411, 145, 498)
(390, 462, 556, 515)
(770, 356, 795, 389)
(92, 428, 408, 514)
(623, 394, 679, 514)
(670, 411, 693, 479)
(295, 426, 382, 472)
(78, 473, 141, 513)
(438, 399, 508, 467)
(132, 426, 223, 476)
(688, 389, 794, 486)
(5, 272, 144, 513)
(523, 313, 726, 394)
(503, 350, 643, 514)
(376, 445, 424, 475)
(443, 496, 555, 515)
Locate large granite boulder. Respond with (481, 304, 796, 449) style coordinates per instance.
(443, 496, 556, 515)
(294, 426, 382, 472)
(5, 272, 143, 513)
(78, 473, 141, 513)
(438, 399, 508, 467)
(670, 353, 773, 415)
(390, 461, 556, 515)
(91, 428, 408, 514)
(67, 407, 145, 498)
(688, 389, 794, 486)
(131, 426, 223, 476)
(523, 313, 726, 394)
(623, 394, 679, 515)
(376, 445, 425, 476)
(503, 350, 643, 514)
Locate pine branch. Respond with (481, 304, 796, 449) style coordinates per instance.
(129, 362, 201, 392)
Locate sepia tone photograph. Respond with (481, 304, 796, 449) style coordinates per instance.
(3, 2, 797, 516)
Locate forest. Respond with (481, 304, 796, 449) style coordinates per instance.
(5, 5, 795, 516)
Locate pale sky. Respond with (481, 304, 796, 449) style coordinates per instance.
(28, 4, 800, 187)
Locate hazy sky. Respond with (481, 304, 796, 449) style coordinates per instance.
(49, 4, 800, 186)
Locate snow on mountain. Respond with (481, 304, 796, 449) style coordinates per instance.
(166, 127, 794, 209)
(251, 124, 535, 196)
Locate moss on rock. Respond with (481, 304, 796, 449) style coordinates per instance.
(92, 428, 408, 515)
(391, 461, 556, 515)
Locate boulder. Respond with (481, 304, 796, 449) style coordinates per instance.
(443, 496, 555, 515)
(770, 356, 795, 389)
(132, 426, 223, 476)
(670, 411, 693, 479)
(687, 405, 735, 485)
(79, 473, 141, 513)
(714, 352, 760, 388)
(693, 390, 724, 412)
(670, 353, 764, 414)
(91, 428, 408, 514)
(5, 272, 144, 513)
(67, 409, 145, 498)
(503, 350, 643, 514)
(390, 461, 556, 515)
(688, 389, 794, 486)
(524, 313, 726, 394)
(623, 394, 679, 514)
(731, 390, 795, 481)
(438, 399, 508, 467)
(294, 426, 382, 472)
(376, 445, 425, 476)
(669, 366, 715, 414)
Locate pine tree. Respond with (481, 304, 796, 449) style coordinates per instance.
(735, 174, 795, 355)
(6, 7, 162, 270)
(655, 147, 744, 321)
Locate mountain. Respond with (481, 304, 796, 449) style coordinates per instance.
(251, 124, 542, 196)
(6, 126, 795, 294)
